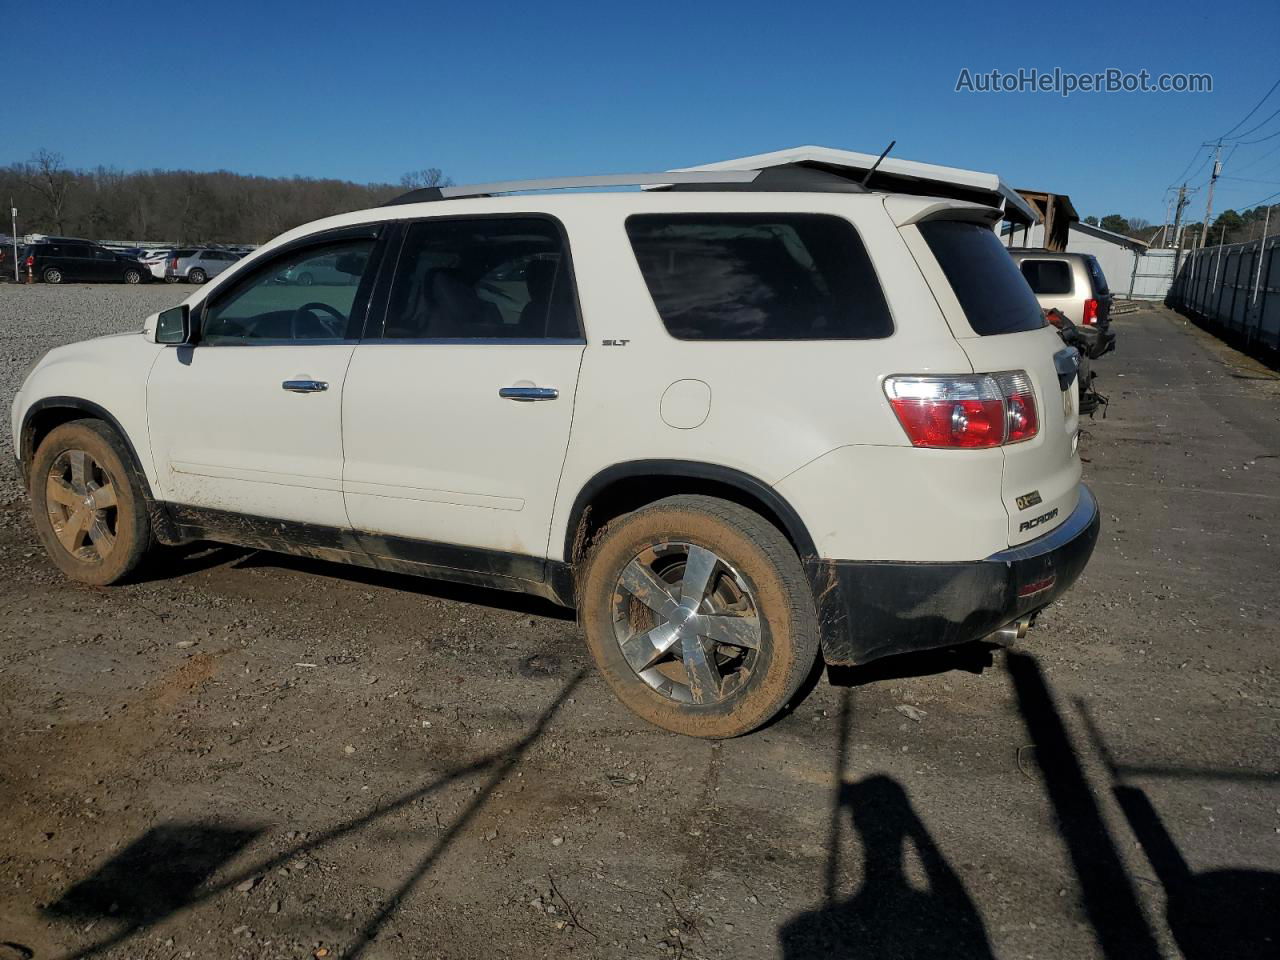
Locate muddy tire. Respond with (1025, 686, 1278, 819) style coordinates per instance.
(29, 420, 152, 585)
(580, 495, 819, 738)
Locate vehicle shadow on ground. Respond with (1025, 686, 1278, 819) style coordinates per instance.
(40, 670, 585, 960)
(778, 689, 996, 959)
(825, 641, 1000, 688)
(130, 542, 253, 583)
(230, 550, 576, 621)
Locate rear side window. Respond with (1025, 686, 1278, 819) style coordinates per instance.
(625, 213, 892, 340)
(1085, 256, 1109, 294)
(919, 221, 1046, 336)
(1019, 259, 1073, 295)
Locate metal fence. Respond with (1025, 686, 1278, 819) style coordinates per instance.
(1167, 235, 1280, 350)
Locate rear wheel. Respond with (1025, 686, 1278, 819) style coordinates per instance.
(188, 268, 207, 284)
(296, 271, 314, 286)
(29, 421, 152, 585)
(580, 495, 820, 738)
(42, 267, 63, 284)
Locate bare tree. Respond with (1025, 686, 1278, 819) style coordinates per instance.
(24, 149, 75, 235)
(400, 167, 453, 189)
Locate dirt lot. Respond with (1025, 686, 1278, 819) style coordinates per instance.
(0, 291, 1277, 960)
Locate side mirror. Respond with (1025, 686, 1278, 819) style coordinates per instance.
(153, 305, 192, 344)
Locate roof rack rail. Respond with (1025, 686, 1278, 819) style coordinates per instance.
(382, 170, 760, 206)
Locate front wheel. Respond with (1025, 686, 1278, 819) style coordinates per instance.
(123, 268, 142, 284)
(29, 421, 152, 585)
(580, 495, 820, 738)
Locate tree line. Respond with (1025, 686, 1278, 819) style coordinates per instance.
(1, 150, 451, 245)
(1084, 204, 1280, 248)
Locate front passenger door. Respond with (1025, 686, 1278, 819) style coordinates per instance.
(146, 229, 383, 528)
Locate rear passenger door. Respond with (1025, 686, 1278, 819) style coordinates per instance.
(341, 216, 585, 567)
(63, 244, 96, 281)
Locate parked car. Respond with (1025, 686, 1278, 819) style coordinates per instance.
(276, 251, 363, 286)
(22, 240, 149, 284)
(0, 243, 24, 280)
(1008, 248, 1114, 348)
(141, 249, 174, 281)
(166, 248, 239, 284)
(12, 169, 1099, 738)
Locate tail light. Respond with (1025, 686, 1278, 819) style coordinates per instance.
(884, 372, 1039, 448)
(170, 257, 178, 270)
(25, 255, 33, 267)
(1082, 298, 1099, 325)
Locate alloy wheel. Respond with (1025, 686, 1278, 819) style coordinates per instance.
(611, 541, 761, 704)
(44, 449, 119, 562)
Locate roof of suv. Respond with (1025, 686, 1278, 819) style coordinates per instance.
(1006, 248, 1095, 263)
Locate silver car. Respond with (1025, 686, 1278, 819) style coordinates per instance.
(166, 248, 239, 284)
(1008, 248, 1113, 331)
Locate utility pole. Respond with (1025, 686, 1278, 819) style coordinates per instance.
(1199, 140, 1223, 248)
(1171, 183, 1189, 275)
(9, 201, 17, 283)
(1156, 193, 1173, 248)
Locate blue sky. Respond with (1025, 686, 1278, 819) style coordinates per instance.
(4, 0, 1279, 223)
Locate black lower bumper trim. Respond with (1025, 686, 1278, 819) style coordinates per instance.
(809, 486, 1100, 665)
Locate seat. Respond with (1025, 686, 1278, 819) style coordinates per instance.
(518, 258, 577, 338)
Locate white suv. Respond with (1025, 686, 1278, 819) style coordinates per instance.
(11, 168, 1099, 738)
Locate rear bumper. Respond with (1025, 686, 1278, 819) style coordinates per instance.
(809, 485, 1100, 665)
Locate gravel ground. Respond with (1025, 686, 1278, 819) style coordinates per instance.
(0, 291, 1277, 960)
(0, 283, 192, 499)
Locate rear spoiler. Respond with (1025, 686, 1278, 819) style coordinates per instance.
(884, 196, 1003, 228)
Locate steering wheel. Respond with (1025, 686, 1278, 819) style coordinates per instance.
(290, 302, 347, 340)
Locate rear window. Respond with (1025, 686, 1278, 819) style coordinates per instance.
(1085, 256, 1109, 294)
(1019, 259, 1073, 295)
(625, 213, 892, 340)
(919, 220, 1046, 336)
(174, 249, 197, 257)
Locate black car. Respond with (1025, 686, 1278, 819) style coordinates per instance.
(0, 242, 23, 281)
(24, 239, 150, 284)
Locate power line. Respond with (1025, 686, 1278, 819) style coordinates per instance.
(1220, 75, 1280, 139)
(1226, 103, 1280, 141)
(1231, 139, 1280, 175)
(1235, 125, 1280, 146)
(1169, 144, 1208, 187)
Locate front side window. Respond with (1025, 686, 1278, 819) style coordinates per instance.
(379, 217, 579, 340)
(1019, 259, 1073, 295)
(201, 239, 375, 345)
(919, 220, 1046, 336)
(625, 213, 893, 340)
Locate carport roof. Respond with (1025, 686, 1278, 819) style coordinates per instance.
(674, 145, 1040, 226)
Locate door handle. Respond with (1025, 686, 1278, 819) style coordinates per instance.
(282, 379, 329, 393)
(498, 386, 559, 401)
